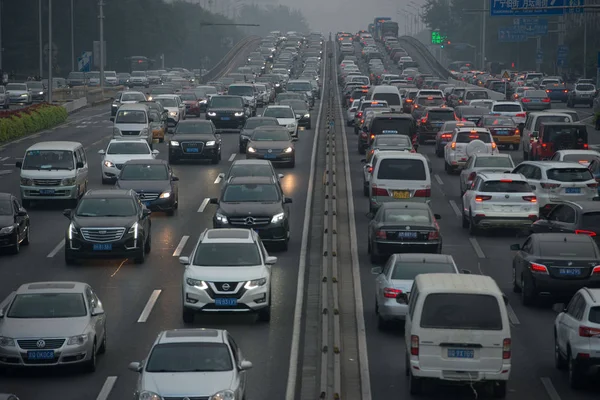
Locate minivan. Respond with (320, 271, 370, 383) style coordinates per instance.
(16, 141, 89, 208)
(368, 151, 431, 212)
(110, 103, 152, 146)
(400, 273, 511, 397)
(368, 86, 403, 113)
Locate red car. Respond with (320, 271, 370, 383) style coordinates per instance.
(179, 92, 201, 117)
(530, 122, 588, 160)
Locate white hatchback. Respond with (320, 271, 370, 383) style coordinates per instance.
(99, 139, 158, 184)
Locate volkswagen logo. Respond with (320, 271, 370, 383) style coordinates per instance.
(245, 217, 255, 225)
(36, 339, 46, 348)
(222, 283, 231, 291)
(268, 149, 273, 153)
(505, 194, 510, 199)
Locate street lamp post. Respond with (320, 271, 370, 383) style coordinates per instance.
(39, 0, 43, 78)
(71, 0, 74, 72)
(48, 0, 53, 103)
(99, 0, 105, 92)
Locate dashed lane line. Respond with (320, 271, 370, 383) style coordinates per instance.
(214, 174, 223, 184)
(197, 197, 210, 213)
(540, 377, 562, 400)
(469, 237, 486, 259)
(96, 376, 118, 400)
(448, 200, 462, 218)
(434, 174, 443, 185)
(228, 153, 236, 162)
(0, 156, 9, 162)
(173, 235, 189, 257)
(137, 290, 162, 323)
(0, 170, 12, 176)
(47, 239, 65, 258)
(507, 304, 520, 325)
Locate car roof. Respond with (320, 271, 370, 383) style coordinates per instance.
(229, 83, 253, 87)
(394, 253, 454, 263)
(121, 91, 145, 96)
(0, 192, 12, 200)
(200, 228, 255, 243)
(108, 138, 149, 144)
(415, 273, 502, 294)
(16, 281, 86, 294)
(227, 176, 276, 185)
(555, 149, 599, 155)
(523, 161, 588, 169)
(477, 173, 526, 181)
(117, 103, 149, 110)
(246, 117, 278, 121)
(533, 232, 593, 244)
(266, 105, 293, 109)
(456, 127, 490, 134)
(471, 153, 511, 158)
(231, 159, 274, 166)
(540, 122, 586, 127)
(26, 141, 82, 151)
(123, 159, 167, 166)
(375, 151, 427, 161)
(156, 328, 226, 344)
(83, 189, 135, 198)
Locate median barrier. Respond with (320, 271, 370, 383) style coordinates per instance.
(0, 103, 68, 143)
(448, 78, 506, 101)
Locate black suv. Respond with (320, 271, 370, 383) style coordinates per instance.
(209, 176, 292, 250)
(205, 95, 248, 130)
(168, 120, 222, 164)
(63, 189, 152, 264)
(115, 159, 179, 216)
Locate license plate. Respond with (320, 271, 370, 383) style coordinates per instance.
(185, 148, 199, 153)
(392, 190, 410, 199)
(532, 99, 540, 102)
(93, 243, 112, 251)
(566, 187, 581, 194)
(264, 153, 276, 159)
(144, 201, 151, 207)
(495, 130, 509, 135)
(581, 94, 590, 98)
(382, 130, 398, 134)
(39, 189, 55, 195)
(447, 349, 474, 358)
(559, 268, 581, 276)
(27, 350, 55, 360)
(221, 117, 230, 121)
(398, 231, 418, 239)
(215, 298, 237, 306)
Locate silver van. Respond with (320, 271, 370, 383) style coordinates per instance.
(110, 103, 152, 146)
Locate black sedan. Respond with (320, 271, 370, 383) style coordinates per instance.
(168, 120, 221, 164)
(116, 159, 179, 216)
(510, 233, 600, 305)
(205, 95, 248, 131)
(0, 193, 30, 254)
(239, 116, 279, 153)
(367, 202, 442, 263)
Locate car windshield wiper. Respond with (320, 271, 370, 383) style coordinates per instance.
(77, 213, 97, 217)
(100, 214, 131, 217)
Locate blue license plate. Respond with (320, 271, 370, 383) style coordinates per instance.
(93, 243, 112, 251)
(448, 349, 474, 358)
(215, 298, 237, 306)
(495, 130, 509, 135)
(532, 99, 540, 102)
(398, 231, 418, 239)
(559, 268, 581, 276)
(185, 148, 199, 153)
(28, 350, 55, 360)
(264, 153, 276, 159)
(382, 130, 398, 134)
(143, 201, 151, 207)
(39, 189, 55, 195)
(566, 187, 581, 194)
(221, 117, 230, 121)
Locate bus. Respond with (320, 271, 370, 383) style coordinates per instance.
(381, 21, 399, 38)
(128, 56, 154, 73)
(373, 17, 392, 41)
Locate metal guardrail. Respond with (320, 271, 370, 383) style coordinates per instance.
(202, 36, 261, 82)
(52, 85, 125, 103)
(397, 36, 451, 79)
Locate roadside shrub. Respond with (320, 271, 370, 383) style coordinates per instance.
(0, 104, 68, 143)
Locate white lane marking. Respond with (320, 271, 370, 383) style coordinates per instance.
(0, 156, 8, 162)
(335, 44, 373, 400)
(2, 164, 14, 166)
(507, 304, 520, 325)
(197, 197, 210, 212)
(285, 41, 334, 400)
(137, 290, 162, 323)
(449, 200, 462, 218)
(540, 377, 562, 400)
(434, 174, 443, 185)
(0, 170, 12, 176)
(228, 153, 236, 162)
(47, 239, 65, 258)
(469, 237, 486, 259)
(214, 174, 222, 184)
(173, 235, 189, 257)
(96, 376, 118, 400)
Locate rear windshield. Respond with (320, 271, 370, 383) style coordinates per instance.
(493, 104, 522, 112)
(474, 157, 513, 168)
(479, 180, 530, 193)
(390, 262, 455, 280)
(361, 102, 388, 111)
(428, 110, 455, 121)
(377, 158, 426, 180)
(562, 154, 598, 163)
(524, 90, 547, 97)
(420, 293, 503, 330)
(416, 97, 444, 107)
(371, 118, 415, 135)
(482, 117, 516, 127)
(589, 307, 600, 324)
(534, 115, 572, 131)
(543, 126, 587, 143)
(576, 84, 595, 91)
(456, 132, 492, 143)
(373, 93, 401, 105)
(581, 212, 600, 231)
(465, 91, 488, 100)
(546, 168, 592, 182)
(539, 242, 595, 258)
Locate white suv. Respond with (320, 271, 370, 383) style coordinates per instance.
(554, 287, 600, 389)
(461, 173, 539, 235)
(179, 228, 275, 323)
(444, 127, 498, 173)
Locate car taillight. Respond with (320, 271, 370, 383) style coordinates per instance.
(421, 118, 427, 124)
(575, 229, 597, 236)
(451, 142, 456, 149)
(367, 166, 373, 174)
(411, 335, 419, 356)
(492, 142, 497, 149)
(406, 99, 413, 103)
(383, 287, 401, 298)
(563, 89, 568, 93)
(414, 188, 430, 197)
(503, 338, 511, 359)
(579, 326, 600, 337)
(370, 134, 375, 140)
(522, 98, 531, 103)
(441, 133, 452, 139)
(540, 182, 560, 189)
(468, 172, 477, 181)
(357, 112, 363, 118)
(522, 196, 537, 202)
(349, 98, 354, 103)
(583, 143, 589, 149)
(516, 113, 526, 117)
(546, 90, 550, 93)
(428, 231, 439, 240)
(588, 182, 598, 188)
(592, 265, 600, 275)
(372, 186, 388, 196)
(475, 195, 492, 202)
(542, 98, 551, 103)
(530, 262, 548, 274)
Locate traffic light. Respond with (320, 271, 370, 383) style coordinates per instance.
(511, 62, 515, 68)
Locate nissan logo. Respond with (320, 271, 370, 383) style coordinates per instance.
(222, 283, 230, 291)
(245, 217, 255, 225)
(36, 339, 46, 348)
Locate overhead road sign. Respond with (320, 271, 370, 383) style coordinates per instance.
(431, 31, 447, 44)
(78, 51, 92, 72)
(556, 45, 568, 67)
(498, 27, 527, 43)
(512, 18, 548, 36)
(490, 0, 584, 16)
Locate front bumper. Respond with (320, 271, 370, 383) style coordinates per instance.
(31, 93, 45, 101)
(65, 233, 143, 259)
(20, 185, 78, 201)
(0, 340, 93, 367)
(183, 283, 270, 313)
(298, 117, 311, 127)
(0, 231, 18, 248)
(142, 196, 176, 212)
(246, 150, 294, 164)
(9, 97, 29, 104)
(102, 165, 122, 181)
(169, 145, 219, 160)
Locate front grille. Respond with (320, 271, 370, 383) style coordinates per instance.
(213, 281, 240, 292)
(80, 227, 126, 242)
(229, 216, 271, 227)
(255, 149, 283, 155)
(182, 142, 205, 153)
(17, 338, 65, 350)
(120, 130, 140, 136)
(136, 192, 160, 201)
(33, 179, 61, 186)
(164, 397, 209, 400)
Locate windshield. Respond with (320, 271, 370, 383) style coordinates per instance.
(524, 90, 547, 98)
(480, 180, 530, 192)
(105, 72, 117, 77)
(76, 198, 136, 217)
(121, 93, 145, 102)
(391, 262, 455, 280)
(210, 97, 243, 108)
(22, 150, 74, 170)
(351, 77, 369, 85)
(383, 208, 431, 224)
(377, 159, 426, 180)
(175, 122, 214, 134)
(264, 107, 294, 118)
(534, 115, 572, 131)
(544, 126, 587, 143)
(192, 242, 261, 266)
(131, 72, 145, 77)
(115, 110, 147, 124)
(155, 98, 177, 108)
(228, 86, 254, 96)
(107, 142, 150, 155)
(27, 82, 43, 89)
(428, 110, 455, 121)
(252, 129, 290, 141)
(0, 199, 12, 215)
(281, 101, 307, 112)
(576, 84, 595, 91)
(6, 83, 27, 91)
(546, 168, 592, 182)
(7, 293, 87, 318)
(563, 154, 598, 163)
(371, 118, 414, 135)
(87, 72, 100, 79)
(474, 157, 513, 167)
(287, 82, 312, 91)
(483, 117, 516, 126)
(146, 343, 233, 373)
(119, 164, 168, 180)
(466, 91, 488, 100)
(373, 93, 401, 105)
(493, 104, 522, 112)
(373, 136, 412, 147)
(178, 93, 196, 101)
(228, 165, 273, 178)
(420, 294, 502, 330)
(68, 73, 84, 79)
(416, 97, 444, 107)
(244, 119, 278, 129)
(222, 183, 280, 202)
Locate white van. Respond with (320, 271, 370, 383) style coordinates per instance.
(369, 85, 403, 113)
(16, 141, 89, 208)
(400, 273, 511, 397)
(110, 103, 152, 146)
(368, 152, 431, 212)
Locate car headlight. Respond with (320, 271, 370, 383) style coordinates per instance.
(287, 123, 296, 128)
(247, 146, 257, 153)
(67, 334, 88, 345)
(216, 213, 228, 224)
(304, 113, 310, 118)
(103, 160, 115, 168)
(186, 278, 208, 289)
(159, 192, 171, 199)
(0, 337, 15, 347)
(200, 99, 207, 103)
(39, 91, 44, 95)
(147, 96, 153, 101)
(0, 226, 15, 235)
(206, 140, 216, 146)
(283, 147, 293, 154)
(244, 278, 267, 289)
(234, 112, 244, 117)
(275, 83, 280, 87)
(210, 390, 235, 400)
(20, 94, 27, 97)
(169, 111, 177, 117)
(61, 177, 76, 186)
(271, 212, 285, 223)
(207, 111, 217, 116)
(68, 222, 78, 240)
(128, 222, 139, 239)
(139, 391, 163, 400)
(170, 140, 180, 146)
(20, 177, 33, 186)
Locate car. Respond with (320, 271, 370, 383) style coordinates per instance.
(26, 81, 45, 101)
(567, 83, 596, 108)
(530, 122, 589, 161)
(0, 86, 10, 109)
(279, 99, 311, 129)
(179, 228, 276, 321)
(5, 83, 32, 105)
(0, 193, 30, 254)
(362, 137, 414, 196)
(220, 159, 284, 184)
(520, 89, 551, 111)
(228, 84, 257, 115)
(115, 159, 179, 215)
(0, 281, 106, 371)
(521, 112, 574, 160)
(128, 328, 253, 400)
(63, 189, 152, 265)
(111, 91, 147, 116)
(262, 105, 298, 138)
(373, 253, 463, 328)
(178, 91, 201, 117)
(530, 200, 600, 245)
(206, 95, 248, 131)
(239, 117, 280, 153)
(246, 126, 296, 167)
(416, 107, 456, 144)
(458, 153, 515, 195)
(98, 139, 159, 184)
(477, 115, 520, 150)
(168, 120, 221, 164)
(548, 149, 600, 167)
(434, 121, 476, 157)
(553, 287, 600, 389)
(444, 128, 498, 174)
(510, 233, 600, 305)
(210, 176, 292, 249)
(367, 202, 443, 262)
(154, 94, 186, 127)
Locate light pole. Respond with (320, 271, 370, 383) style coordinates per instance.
(0, 0, 3, 70)
(71, 0, 74, 72)
(39, 0, 43, 78)
(48, 0, 52, 103)
(98, 0, 105, 91)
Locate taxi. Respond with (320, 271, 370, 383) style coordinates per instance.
(478, 115, 520, 149)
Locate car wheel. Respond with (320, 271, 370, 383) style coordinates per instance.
(65, 248, 77, 265)
(85, 342, 97, 373)
(408, 370, 422, 395)
(98, 330, 107, 354)
(182, 307, 195, 323)
(257, 292, 272, 322)
(521, 275, 535, 306)
(144, 232, 151, 253)
(134, 242, 146, 264)
(288, 158, 295, 168)
(468, 211, 478, 236)
(512, 267, 521, 293)
(568, 350, 585, 389)
(11, 237, 20, 254)
(554, 332, 566, 370)
(377, 314, 388, 330)
(22, 224, 30, 246)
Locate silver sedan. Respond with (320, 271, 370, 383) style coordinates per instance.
(459, 153, 515, 196)
(0, 281, 106, 371)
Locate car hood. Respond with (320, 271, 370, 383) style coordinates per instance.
(162, 106, 178, 113)
(20, 169, 76, 179)
(208, 107, 244, 113)
(240, 128, 255, 137)
(73, 215, 138, 228)
(171, 133, 215, 142)
(103, 154, 154, 164)
(115, 180, 171, 193)
(183, 100, 198, 105)
(275, 118, 296, 125)
(141, 370, 234, 397)
(248, 140, 292, 150)
(0, 316, 90, 338)
(0, 215, 15, 228)
(7, 90, 28, 95)
(187, 265, 268, 282)
(114, 123, 147, 131)
(218, 201, 283, 216)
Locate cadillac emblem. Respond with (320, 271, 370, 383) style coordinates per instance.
(36, 339, 46, 348)
(222, 283, 230, 291)
(268, 149, 273, 153)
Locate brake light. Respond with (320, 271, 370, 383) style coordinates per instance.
(522, 195, 537, 202)
(405, 99, 413, 103)
(575, 229, 597, 237)
(349, 98, 354, 103)
(546, 90, 550, 93)
(468, 172, 477, 181)
(542, 98, 551, 103)
(411, 335, 419, 356)
(503, 338, 511, 359)
(376, 230, 387, 240)
(530, 262, 548, 273)
(441, 133, 452, 139)
(541, 143, 547, 148)
(451, 142, 456, 149)
(367, 166, 373, 174)
(475, 195, 492, 202)
(420, 118, 427, 124)
(428, 230, 439, 240)
(492, 142, 497, 149)
(370, 134, 375, 140)
(361, 132, 367, 138)
(357, 112, 363, 118)
(500, 179, 512, 182)
(593, 266, 600, 275)
(372, 185, 388, 196)
(584, 143, 589, 149)
(514, 129, 520, 135)
(516, 113, 526, 118)
(414, 188, 430, 197)
(579, 326, 600, 337)
(563, 89, 568, 93)
(383, 287, 401, 298)
(540, 183, 560, 189)
(587, 182, 598, 188)
(522, 98, 531, 103)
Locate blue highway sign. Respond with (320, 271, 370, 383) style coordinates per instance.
(490, 0, 584, 17)
(512, 18, 548, 36)
(557, 45, 568, 60)
(498, 27, 527, 43)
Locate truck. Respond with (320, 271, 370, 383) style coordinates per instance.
(368, 23, 375, 35)
(381, 21, 399, 39)
(373, 17, 392, 41)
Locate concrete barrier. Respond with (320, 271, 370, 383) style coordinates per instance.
(61, 97, 88, 113)
(448, 78, 506, 101)
(53, 85, 125, 103)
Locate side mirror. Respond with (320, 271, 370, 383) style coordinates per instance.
(17, 210, 27, 216)
(98, 149, 106, 155)
(179, 256, 190, 265)
(296, 115, 301, 119)
(461, 269, 472, 274)
(510, 243, 521, 251)
(15, 161, 22, 169)
(128, 362, 142, 372)
(396, 292, 409, 304)
(292, 137, 298, 141)
(109, 117, 115, 122)
(265, 256, 278, 265)
(239, 360, 253, 370)
(63, 209, 72, 218)
(277, 173, 284, 180)
(371, 266, 383, 274)
(552, 303, 566, 313)
(152, 150, 160, 155)
(171, 176, 179, 181)
(209, 198, 219, 204)
(284, 198, 293, 204)
(434, 214, 442, 220)
(91, 307, 104, 316)
(142, 209, 152, 217)
(76, 161, 84, 169)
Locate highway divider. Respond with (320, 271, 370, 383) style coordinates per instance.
(202, 36, 262, 82)
(0, 103, 68, 143)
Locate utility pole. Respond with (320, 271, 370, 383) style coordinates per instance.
(39, 0, 43, 78)
(0, 0, 3, 70)
(48, 0, 53, 103)
(481, 0, 487, 70)
(161, 54, 165, 69)
(71, 0, 75, 72)
(583, 14, 587, 78)
(98, 0, 105, 92)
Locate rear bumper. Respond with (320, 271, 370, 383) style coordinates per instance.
(493, 136, 520, 145)
(472, 216, 536, 229)
(373, 240, 441, 256)
(531, 274, 600, 296)
(410, 359, 511, 382)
